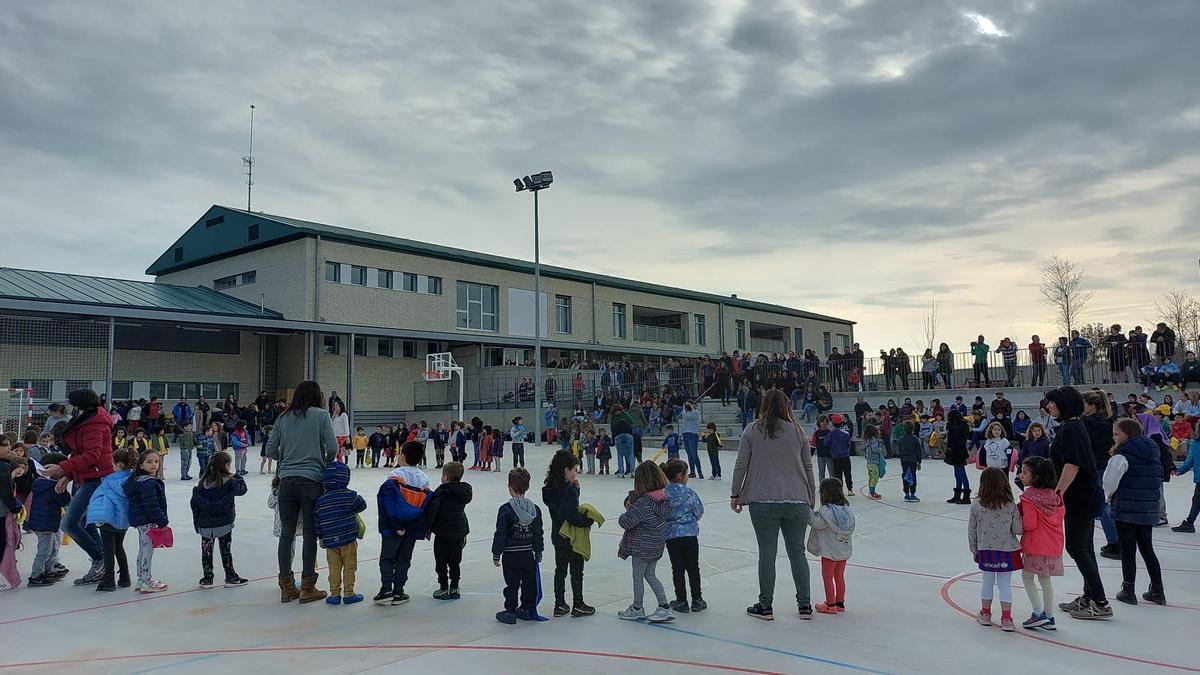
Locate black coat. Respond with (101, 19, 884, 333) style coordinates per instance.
(542, 482, 593, 547)
(944, 419, 970, 466)
(426, 480, 473, 540)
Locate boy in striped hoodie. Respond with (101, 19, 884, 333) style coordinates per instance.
(315, 462, 367, 605)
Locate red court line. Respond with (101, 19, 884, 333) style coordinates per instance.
(0, 643, 788, 674)
(939, 572, 1200, 672)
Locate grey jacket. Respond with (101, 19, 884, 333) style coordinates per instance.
(968, 501, 1023, 554)
(731, 421, 816, 506)
(807, 504, 855, 561)
(265, 406, 339, 482)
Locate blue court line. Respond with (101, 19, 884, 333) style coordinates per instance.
(648, 622, 891, 674)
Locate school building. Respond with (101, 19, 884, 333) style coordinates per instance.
(0, 204, 855, 429)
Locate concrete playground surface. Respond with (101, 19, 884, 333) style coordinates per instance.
(2, 444, 1196, 675)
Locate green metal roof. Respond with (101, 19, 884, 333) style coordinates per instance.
(150, 205, 853, 326)
(0, 267, 283, 319)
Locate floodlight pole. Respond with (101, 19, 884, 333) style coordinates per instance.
(533, 188, 542, 446)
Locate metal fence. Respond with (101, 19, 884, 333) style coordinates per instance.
(0, 314, 111, 432)
(414, 339, 1200, 409)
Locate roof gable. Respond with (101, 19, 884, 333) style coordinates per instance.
(144, 206, 303, 276)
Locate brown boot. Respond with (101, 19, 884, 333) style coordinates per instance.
(299, 573, 327, 604)
(279, 573, 300, 603)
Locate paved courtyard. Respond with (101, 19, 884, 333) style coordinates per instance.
(2, 444, 1197, 674)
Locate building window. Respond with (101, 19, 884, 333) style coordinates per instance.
(401, 339, 417, 358)
(427, 342, 440, 355)
(794, 327, 804, 353)
(837, 334, 851, 352)
(555, 295, 572, 334)
(325, 262, 340, 282)
(402, 272, 418, 292)
(612, 303, 627, 339)
(322, 334, 340, 355)
(350, 265, 367, 286)
(205, 215, 224, 227)
(173, 247, 183, 262)
(426, 276, 442, 295)
(353, 336, 366, 356)
(735, 320, 746, 350)
(377, 339, 393, 357)
(247, 223, 259, 241)
(456, 281, 499, 331)
(377, 269, 393, 289)
(694, 314, 706, 347)
(823, 331, 832, 357)
(213, 270, 256, 290)
(111, 381, 132, 399)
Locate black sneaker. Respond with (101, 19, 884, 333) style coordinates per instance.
(1099, 544, 1122, 560)
(495, 610, 517, 624)
(515, 607, 535, 621)
(691, 598, 707, 612)
(74, 560, 104, 586)
(391, 593, 410, 606)
(373, 590, 392, 605)
(553, 602, 570, 617)
(571, 601, 596, 617)
(433, 587, 451, 599)
(1172, 522, 1196, 533)
(118, 574, 132, 588)
(50, 563, 69, 578)
(670, 599, 691, 613)
(27, 575, 54, 587)
(199, 576, 215, 589)
(95, 579, 116, 592)
(747, 603, 774, 621)
(224, 575, 248, 587)
(797, 603, 813, 620)
(1142, 589, 1166, 606)
(447, 587, 460, 600)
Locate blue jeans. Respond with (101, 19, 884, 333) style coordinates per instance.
(1070, 360, 1086, 385)
(1058, 363, 1071, 385)
(953, 465, 970, 491)
(800, 403, 816, 423)
(615, 433, 635, 475)
(682, 433, 702, 477)
(62, 479, 103, 561)
(1099, 502, 1118, 546)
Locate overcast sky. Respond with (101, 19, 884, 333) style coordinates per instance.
(2, 0, 1198, 352)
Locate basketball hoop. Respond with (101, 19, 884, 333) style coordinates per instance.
(424, 352, 464, 419)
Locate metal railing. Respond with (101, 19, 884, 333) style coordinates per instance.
(633, 324, 687, 345)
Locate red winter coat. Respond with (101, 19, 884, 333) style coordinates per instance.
(59, 408, 115, 483)
(1019, 487, 1064, 557)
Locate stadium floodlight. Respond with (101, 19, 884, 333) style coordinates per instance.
(512, 170, 554, 444)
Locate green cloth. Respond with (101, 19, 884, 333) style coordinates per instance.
(559, 502, 606, 561)
(971, 343, 989, 364)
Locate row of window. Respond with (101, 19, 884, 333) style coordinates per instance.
(322, 335, 437, 359)
(213, 270, 256, 290)
(325, 261, 442, 295)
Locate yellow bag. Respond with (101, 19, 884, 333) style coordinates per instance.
(62, 533, 72, 546)
(929, 431, 940, 448)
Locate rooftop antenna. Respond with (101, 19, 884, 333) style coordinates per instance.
(242, 103, 255, 211)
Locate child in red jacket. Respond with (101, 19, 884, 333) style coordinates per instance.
(1017, 457, 1065, 631)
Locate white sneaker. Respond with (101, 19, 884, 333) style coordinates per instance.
(618, 605, 645, 621)
(646, 605, 676, 623)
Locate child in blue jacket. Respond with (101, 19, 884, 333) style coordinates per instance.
(86, 448, 134, 592)
(375, 441, 431, 606)
(315, 462, 368, 605)
(26, 452, 72, 587)
(661, 426, 682, 460)
(1171, 432, 1200, 533)
(126, 450, 169, 593)
(662, 459, 705, 613)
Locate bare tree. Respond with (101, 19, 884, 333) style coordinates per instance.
(921, 296, 940, 352)
(1154, 288, 1200, 355)
(1039, 254, 1094, 336)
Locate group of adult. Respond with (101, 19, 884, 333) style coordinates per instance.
(728, 384, 1162, 621)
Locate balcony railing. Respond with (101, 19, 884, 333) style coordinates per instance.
(634, 324, 687, 344)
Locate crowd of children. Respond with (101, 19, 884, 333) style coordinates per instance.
(2, 389, 1198, 652)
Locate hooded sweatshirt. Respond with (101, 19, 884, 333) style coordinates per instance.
(314, 462, 367, 549)
(807, 503, 856, 561)
(492, 495, 544, 560)
(617, 489, 669, 560)
(1019, 487, 1064, 557)
(377, 465, 431, 537)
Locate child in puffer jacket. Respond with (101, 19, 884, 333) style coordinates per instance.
(26, 452, 72, 587)
(189, 451, 249, 589)
(617, 461, 674, 624)
(125, 450, 169, 593)
(314, 461, 368, 605)
(86, 448, 135, 592)
(661, 459, 705, 613)
(808, 478, 856, 614)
